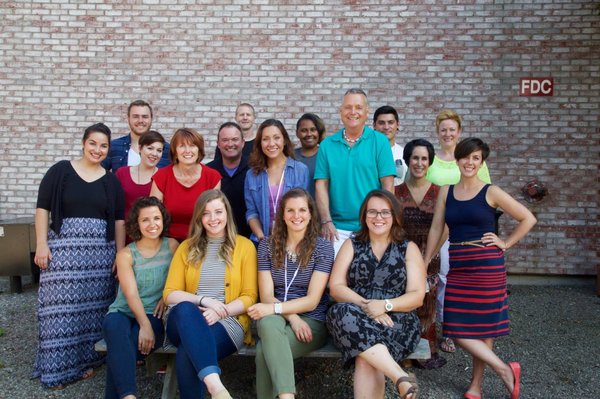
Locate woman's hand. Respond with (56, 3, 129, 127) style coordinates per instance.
(373, 313, 394, 327)
(153, 299, 167, 319)
(361, 299, 386, 319)
(201, 297, 229, 319)
(202, 308, 223, 326)
(34, 243, 52, 270)
(247, 303, 274, 321)
(138, 323, 155, 355)
(289, 316, 313, 343)
(481, 232, 506, 251)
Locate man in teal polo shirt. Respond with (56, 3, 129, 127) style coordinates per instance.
(314, 88, 396, 254)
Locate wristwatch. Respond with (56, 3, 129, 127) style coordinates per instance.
(273, 302, 283, 315)
(384, 299, 393, 312)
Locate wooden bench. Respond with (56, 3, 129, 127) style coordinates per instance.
(95, 337, 430, 399)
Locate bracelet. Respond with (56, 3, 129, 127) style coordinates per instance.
(321, 220, 332, 225)
(198, 296, 204, 306)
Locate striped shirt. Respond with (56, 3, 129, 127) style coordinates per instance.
(258, 237, 334, 322)
(195, 237, 244, 350)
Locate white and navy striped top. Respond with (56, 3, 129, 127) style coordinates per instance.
(258, 237, 334, 322)
(195, 237, 244, 350)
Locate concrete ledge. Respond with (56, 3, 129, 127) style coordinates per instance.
(507, 275, 595, 287)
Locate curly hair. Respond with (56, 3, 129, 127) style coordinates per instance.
(354, 190, 405, 243)
(186, 190, 237, 268)
(269, 188, 320, 269)
(126, 196, 171, 242)
(249, 119, 295, 174)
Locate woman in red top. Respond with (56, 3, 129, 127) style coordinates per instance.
(115, 131, 166, 223)
(151, 128, 221, 241)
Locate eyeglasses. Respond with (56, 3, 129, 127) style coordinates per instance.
(366, 209, 393, 219)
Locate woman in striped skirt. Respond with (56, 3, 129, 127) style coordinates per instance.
(163, 190, 258, 399)
(425, 138, 536, 399)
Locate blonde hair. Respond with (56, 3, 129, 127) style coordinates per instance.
(435, 109, 462, 131)
(186, 190, 237, 267)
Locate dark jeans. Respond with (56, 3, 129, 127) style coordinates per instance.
(102, 311, 164, 399)
(166, 301, 237, 399)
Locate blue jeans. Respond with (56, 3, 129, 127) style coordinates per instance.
(166, 301, 237, 399)
(102, 311, 165, 399)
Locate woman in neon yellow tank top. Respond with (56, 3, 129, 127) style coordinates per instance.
(426, 109, 491, 354)
(426, 109, 491, 186)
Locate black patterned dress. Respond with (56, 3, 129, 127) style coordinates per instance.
(326, 238, 421, 368)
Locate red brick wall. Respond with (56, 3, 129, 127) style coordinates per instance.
(1, 1, 598, 275)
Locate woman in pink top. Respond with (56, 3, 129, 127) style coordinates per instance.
(151, 128, 221, 242)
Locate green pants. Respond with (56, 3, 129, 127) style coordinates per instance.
(255, 314, 329, 399)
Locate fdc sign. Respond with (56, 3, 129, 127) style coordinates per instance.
(520, 77, 553, 96)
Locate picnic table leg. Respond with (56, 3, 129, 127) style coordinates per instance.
(161, 355, 177, 399)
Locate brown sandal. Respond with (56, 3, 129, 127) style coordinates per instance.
(395, 375, 419, 399)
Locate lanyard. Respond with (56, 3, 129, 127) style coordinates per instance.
(283, 255, 300, 302)
(269, 168, 286, 229)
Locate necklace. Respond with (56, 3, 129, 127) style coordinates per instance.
(285, 247, 298, 263)
(343, 129, 362, 144)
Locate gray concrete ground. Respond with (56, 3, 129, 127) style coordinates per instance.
(0, 276, 598, 398)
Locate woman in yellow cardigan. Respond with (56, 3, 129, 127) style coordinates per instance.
(163, 189, 258, 399)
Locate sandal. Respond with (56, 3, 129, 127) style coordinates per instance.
(439, 337, 456, 353)
(509, 362, 521, 399)
(395, 375, 419, 399)
(415, 352, 447, 369)
(464, 392, 482, 399)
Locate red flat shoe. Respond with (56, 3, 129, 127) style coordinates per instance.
(509, 362, 521, 399)
(463, 393, 481, 399)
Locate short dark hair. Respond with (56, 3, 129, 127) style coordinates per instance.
(296, 113, 326, 143)
(139, 130, 166, 148)
(128, 100, 153, 118)
(83, 123, 111, 143)
(454, 137, 490, 161)
(355, 190, 405, 242)
(373, 105, 399, 124)
(217, 122, 243, 140)
(403, 139, 435, 167)
(126, 196, 171, 242)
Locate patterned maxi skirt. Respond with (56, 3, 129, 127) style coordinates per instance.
(32, 218, 117, 388)
(443, 244, 509, 339)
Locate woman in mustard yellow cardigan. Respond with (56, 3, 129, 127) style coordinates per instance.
(163, 189, 258, 399)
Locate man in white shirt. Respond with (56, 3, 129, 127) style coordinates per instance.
(373, 105, 408, 186)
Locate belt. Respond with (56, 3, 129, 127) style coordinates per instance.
(449, 239, 485, 248)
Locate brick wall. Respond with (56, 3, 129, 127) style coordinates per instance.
(1, 1, 598, 275)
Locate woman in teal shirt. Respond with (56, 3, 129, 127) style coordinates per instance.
(102, 197, 179, 399)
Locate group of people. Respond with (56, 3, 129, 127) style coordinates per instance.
(32, 90, 536, 399)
